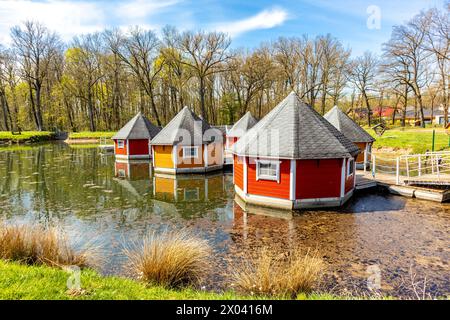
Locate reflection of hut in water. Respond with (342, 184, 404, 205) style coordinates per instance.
(232, 92, 360, 210)
(114, 160, 152, 180)
(153, 173, 225, 203)
(112, 112, 160, 160)
(113, 160, 152, 198)
(324, 106, 375, 169)
(151, 106, 224, 174)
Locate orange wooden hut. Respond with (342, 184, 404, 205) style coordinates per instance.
(324, 106, 375, 169)
(112, 112, 160, 160)
(150, 106, 224, 174)
(232, 92, 360, 210)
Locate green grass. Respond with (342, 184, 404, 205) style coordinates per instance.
(367, 127, 450, 154)
(0, 260, 353, 300)
(68, 132, 116, 139)
(0, 131, 55, 143)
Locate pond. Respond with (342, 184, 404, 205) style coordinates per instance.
(0, 143, 448, 298)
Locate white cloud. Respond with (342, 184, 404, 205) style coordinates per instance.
(0, 0, 105, 43)
(0, 0, 181, 44)
(116, 0, 180, 20)
(215, 7, 288, 37)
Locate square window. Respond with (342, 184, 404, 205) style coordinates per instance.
(257, 160, 280, 182)
(117, 140, 125, 149)
(183, 146, 198, 159)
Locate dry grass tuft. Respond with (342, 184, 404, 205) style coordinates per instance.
(124, 229, 211, 288)
(0, 223, 98, 268)
(231, 248, 325, 298)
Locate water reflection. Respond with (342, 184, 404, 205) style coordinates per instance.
(0, 143, 448, 297)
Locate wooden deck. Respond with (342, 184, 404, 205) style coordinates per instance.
(355, 171, 450, 203)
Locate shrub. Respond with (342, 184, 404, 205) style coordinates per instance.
(231, 248, 325, 298)
(0, 224, 97, 268)
(124, 230, 211, 288)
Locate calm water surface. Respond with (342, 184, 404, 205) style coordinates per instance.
(0, 143, 448, 297)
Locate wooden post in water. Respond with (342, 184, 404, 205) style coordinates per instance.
(396, 157, 400, 185)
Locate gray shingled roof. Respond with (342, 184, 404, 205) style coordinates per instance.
(227, 111, 258, 138)
(112, 112, 161, 140)
(233, 92, 360, 159)
(324, 106, 375, 143)
(151, 106, 222, 145)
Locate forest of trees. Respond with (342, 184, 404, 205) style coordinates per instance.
(0, 5, 448, 132)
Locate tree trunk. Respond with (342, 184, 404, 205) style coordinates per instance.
(0, 91, 11, 131)
(28, 81, 39, 130)
(402, 85, 408, 127)
(35, 84, 44, 131)
(149, 89, 161, 126)
(199, 76, 206, 121)
(417, 94, 425, 128)
(87, 89, 96, 132)
(363, 91, 371, 127)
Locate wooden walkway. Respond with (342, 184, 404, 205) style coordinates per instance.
(355, 171, 450, 203)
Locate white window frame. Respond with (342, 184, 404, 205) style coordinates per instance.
(347, 158, 355, 178)
(182, 146, 199, 159)
(256, 160, 280, 183)
(117, 140, 125, 149)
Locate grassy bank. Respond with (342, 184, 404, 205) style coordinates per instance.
(68, 132, 116, 140)
(0, 260, 345, 300)
(366, 127, 450, 155)
(0, 131, 55, 143)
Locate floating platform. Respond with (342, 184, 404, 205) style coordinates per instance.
(355, 172, 450, 203)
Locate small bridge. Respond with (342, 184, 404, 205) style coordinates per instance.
(356, 151, 450, 202)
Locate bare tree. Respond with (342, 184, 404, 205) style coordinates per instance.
(347, 52, 379, 126)
(383, 14, 432, 128)
(66, 33, 104, 131)
(423, 7, 449, 125)
(10, 21, 62, 131)
(108, 27, 164, 125)
(176, 31, 232, 120)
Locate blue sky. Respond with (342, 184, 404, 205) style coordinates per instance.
(0, 0, 446, 56)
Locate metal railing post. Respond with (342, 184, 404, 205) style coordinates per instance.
(418, 154, 421, 177)
(372, 154, 376, 178)
(406, 158, 410, 178)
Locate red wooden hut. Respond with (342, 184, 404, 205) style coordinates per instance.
(112, 112, 160, 160)
(232, 92, 360, 210)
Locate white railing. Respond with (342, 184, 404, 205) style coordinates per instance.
(370, 151, 450, 185)
(396, 151, 450, 184)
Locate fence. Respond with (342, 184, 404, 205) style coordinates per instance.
(370, 151, 450, 185)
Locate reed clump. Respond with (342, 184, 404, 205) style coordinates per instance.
(231, 248, 325, 298)
(0, 223, 97, 268)
(124, 229, 211, 288)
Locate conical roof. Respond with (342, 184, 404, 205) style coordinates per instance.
(233, 92, 359, 159)
(112, 112, 160, 140)
(151, 106, 221, 145)
(227, 111, 258, 137)
(324, 106, 375, 143)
